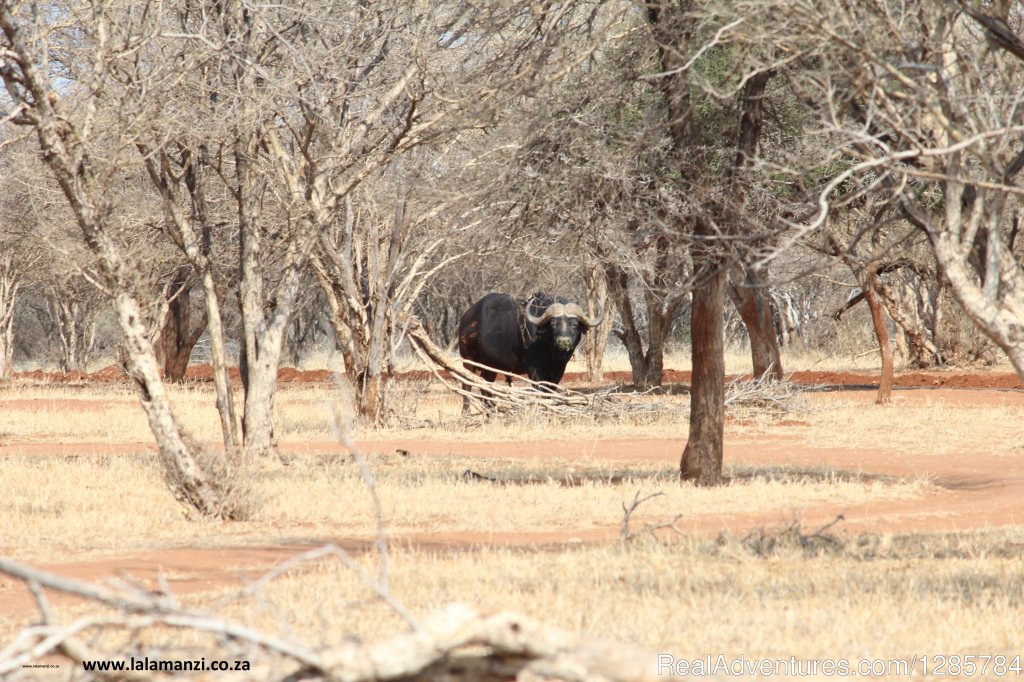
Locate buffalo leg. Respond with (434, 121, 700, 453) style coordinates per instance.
(478, 370, 500, 411)
(462, 369, 499, 414)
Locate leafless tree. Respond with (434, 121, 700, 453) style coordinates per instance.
(763, 0, 1024, 380)
(313, 183, 463, 422)
(1, 0, 241, 515)
(0, 152, 28, 379)
(300, 2, 621, 421)
(36, 273, 103, 372)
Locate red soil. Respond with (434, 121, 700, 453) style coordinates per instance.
(10, 364, 1023, 389)
(564, 368, 1024, 390)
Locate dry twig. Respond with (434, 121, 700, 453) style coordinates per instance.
(724, 371, 807, 413)
(619, 489, 683, 545)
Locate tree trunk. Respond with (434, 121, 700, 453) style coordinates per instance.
(642, 296, 670, 387)
(930, 276, 946, 352)
(238, 337, 281, 460)
(583, 262, 612, 383)
(677, 37, 769, 484)
(114, 292, 233, 516)
(237, 280, 287, 462)
(236, 134, 282, 461)
(607, 264, 647, 385)
(0, 255, 18, 380)
(681, 258, 726, 486)
(0, 323, 12, 380)
(874, 278, 942, 368)
(893, 327, 908, 363)
(359, 283, 391, 423)
(725, 65, 778, 380)
(201, 264, 241, 450)
(728, 266, 783, 380)
(860, 268, 894, 405)
(157, 267, 208, 382)
(605, 263, 675, 389)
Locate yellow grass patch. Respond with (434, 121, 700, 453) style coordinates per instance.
(0, 451, 927, 563)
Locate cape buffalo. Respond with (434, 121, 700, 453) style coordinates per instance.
(457, 292, 603, 409)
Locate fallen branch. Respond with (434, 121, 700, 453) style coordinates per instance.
(724, 371, 807, 413)
(0, 557, 664, 681)
(404, 318, 668, 420)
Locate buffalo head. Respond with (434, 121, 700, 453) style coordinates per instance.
(525, 300, 604, 353)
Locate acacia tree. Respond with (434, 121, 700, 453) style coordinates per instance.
(312, 184, 463, 423)
(639, 1, 789, 485)
(765, 0, 1024, 380)
(495, 1, 788, 400)
(476, 1, 792, 481)
(0, 2, 238, 515)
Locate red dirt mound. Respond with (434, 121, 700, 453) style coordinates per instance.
(278, 367, 332, 382)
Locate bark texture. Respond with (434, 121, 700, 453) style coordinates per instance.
(727, 69, 781, 381)
(860, 267, 894, 404)
(728, 266, 783, 381)
(681, 253, 726, 485)
(583, 262, 613, 382)
(606, 261, 681, 390)
(0, 254, 19, 379)
(156, 267, 208, 383)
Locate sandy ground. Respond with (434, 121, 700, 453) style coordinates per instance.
(2, 372, 1023, 626)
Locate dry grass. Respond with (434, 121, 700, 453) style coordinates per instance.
(11, 531, 1022, 673)
(0, 451, 927, 563)
(795, 394, 1024, 456)
(0, 380, 692, 444)
(2, 378, 1023, 675)
(217, 534, 1024, 660)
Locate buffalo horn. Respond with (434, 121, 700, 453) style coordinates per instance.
(564, 301, 604, 328)
(525, 302, 566, 326)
